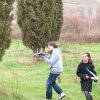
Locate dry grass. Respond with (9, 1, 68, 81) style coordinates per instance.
(60, 33, 100, 43)
(0, 86, 7, 96)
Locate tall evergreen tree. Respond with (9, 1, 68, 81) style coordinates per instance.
(17, 0, 63, 51)
(0, 0, 14, 60)
(50, 0, 63, 41)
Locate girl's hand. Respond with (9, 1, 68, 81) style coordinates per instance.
(40, 55, 45, 58)
(45, 48, 50, 53)
(86, 75, 90, 79)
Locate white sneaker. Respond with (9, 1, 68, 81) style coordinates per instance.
(58, 92, 65, 99)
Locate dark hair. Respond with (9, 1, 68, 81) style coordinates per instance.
(48, 41, 58, 48)
(84, 52, 93, 63)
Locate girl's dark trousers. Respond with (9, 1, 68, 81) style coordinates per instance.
(81, 79, 93, 100)
(83, 91, 93, 100)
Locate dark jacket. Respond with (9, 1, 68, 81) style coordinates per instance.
(76, 61, 97, 92)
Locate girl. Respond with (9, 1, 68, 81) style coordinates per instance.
(41, 41, 65, 100)
(76, 53, 98, 100)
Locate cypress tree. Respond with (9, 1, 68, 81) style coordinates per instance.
(17, 0, 63, 51)
(50, 0, 63, 41)
(17, 0, 53, 52)
(0, 0, 14, 60)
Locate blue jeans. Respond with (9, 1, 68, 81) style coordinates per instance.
(46, 73, 63, 99)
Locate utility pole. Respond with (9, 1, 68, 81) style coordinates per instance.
(89, 20, 91, 35)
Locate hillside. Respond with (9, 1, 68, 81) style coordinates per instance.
(63, 0, 100, 4)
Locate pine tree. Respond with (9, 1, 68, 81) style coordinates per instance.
(17, 0, 63, 52)
(0, 0, 14, 60)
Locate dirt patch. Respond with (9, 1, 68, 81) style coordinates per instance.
(16, 57, 43, 66)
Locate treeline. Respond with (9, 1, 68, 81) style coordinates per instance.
(62, 15, 100, 35)
(61, 15, 100, 43)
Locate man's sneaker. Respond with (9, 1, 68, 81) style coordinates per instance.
(58, 92, 65, 99)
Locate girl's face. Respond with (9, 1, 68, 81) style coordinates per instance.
(82, 54, 89, 63)
(48, 45, 54, 51)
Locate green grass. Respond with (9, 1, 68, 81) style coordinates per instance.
(0, 40, 100, 100)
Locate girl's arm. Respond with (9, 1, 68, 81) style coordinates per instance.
(44, 52, 58, 65)
(91, 65, 98, 81)
(91, 65, 97, 76)
(76, 64, 89, 80)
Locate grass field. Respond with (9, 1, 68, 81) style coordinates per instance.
(0, 40, 100, 100)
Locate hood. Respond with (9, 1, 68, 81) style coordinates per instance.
(54, 48, 61, 53)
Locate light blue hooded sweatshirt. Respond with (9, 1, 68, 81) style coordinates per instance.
(44, 48, 63, 74)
